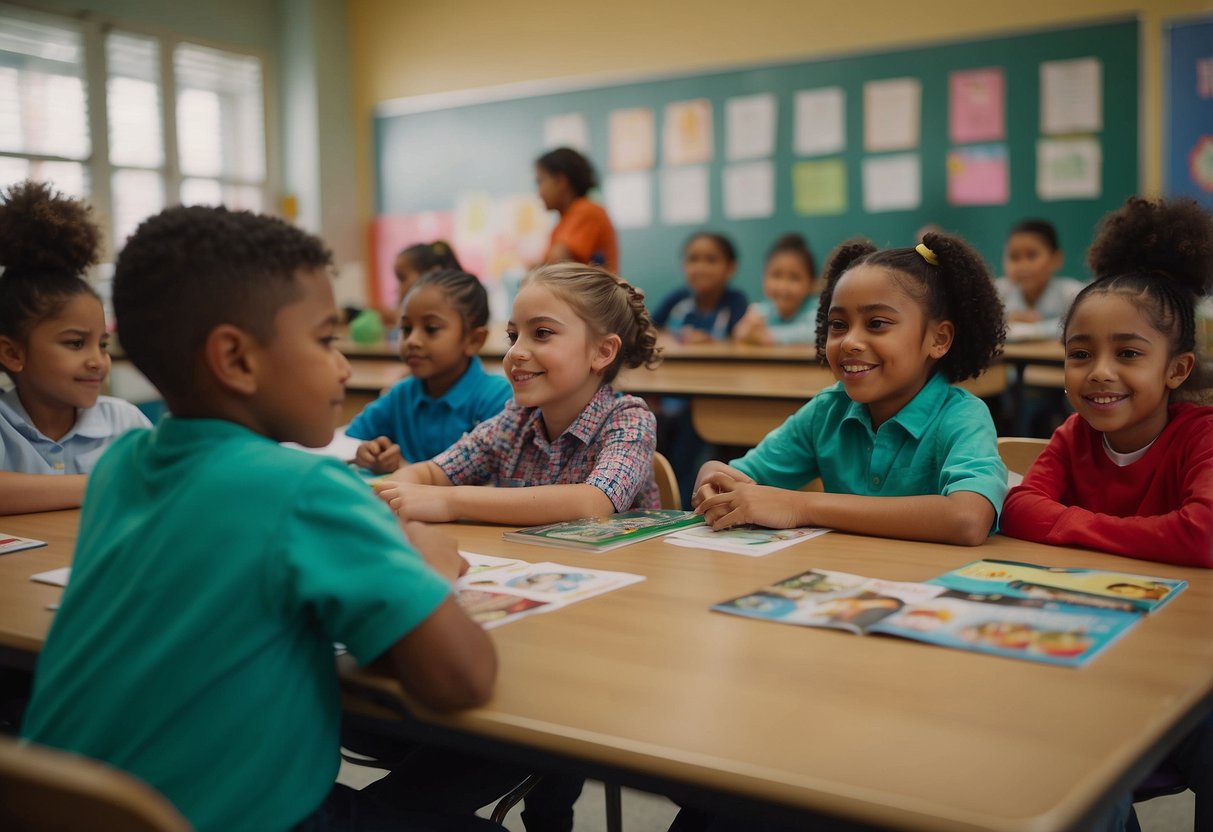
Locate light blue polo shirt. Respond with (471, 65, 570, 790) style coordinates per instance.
(732, 372, 1007, 524)
(0, 388, 150, 474)
(754, 296, 819, 345)
(346, 356, 512, 463)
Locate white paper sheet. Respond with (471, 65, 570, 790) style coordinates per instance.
(726, 93, 777, 160)
(794, 87, 845, 156)
(662, 99, 713, 165)
(862, 153, 920, 212)
(543, 112, 590, 151)
(864, 78, 921, 152)
(1037, 137, 1101, 200)
(660, 165, 710, 225)
(603, 171, 653, 229)
(1040, 58, 1102, 135)
(608, 107, 655, 171)
(722, 160, 775, 219)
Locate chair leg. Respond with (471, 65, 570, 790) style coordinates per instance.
(491, 773, 544, 824)
(604, 781, 623, 832)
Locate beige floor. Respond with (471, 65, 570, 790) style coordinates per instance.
(338, 756, 1194, 831)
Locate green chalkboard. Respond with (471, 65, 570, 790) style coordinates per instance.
(374, 19, 1137, 303)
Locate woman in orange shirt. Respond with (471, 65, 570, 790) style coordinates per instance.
(535, 147, 619, 273)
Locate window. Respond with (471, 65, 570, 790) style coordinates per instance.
(0, 3, 270, 253)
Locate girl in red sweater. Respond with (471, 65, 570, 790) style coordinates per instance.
(1001, 197, 1212, 832)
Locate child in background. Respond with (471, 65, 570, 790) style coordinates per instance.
(692, 233, 1007, 546)
(376, 262, 661, 525)
(348, 269, 512, 473)
(1001, 197, 1212, 831)
(652, 232, 748, 343)
(733, 233, 819, 345)
(22, 206, 500, 832)
(997, 219, 1083, 339)
(0, 181, 150, 515)
(535, 147, 618, 273)
(394, 240, 461, 302)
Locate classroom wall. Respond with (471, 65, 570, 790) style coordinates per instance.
(348, 0, 1213, 278)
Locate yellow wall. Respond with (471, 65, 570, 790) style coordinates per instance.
(348, 0, 1213, 232)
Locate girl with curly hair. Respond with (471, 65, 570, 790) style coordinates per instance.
(0, 181, 150, 514)
(691, 231, 1007, 546)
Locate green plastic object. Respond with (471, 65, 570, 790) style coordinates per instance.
(349, 308, 385, 344)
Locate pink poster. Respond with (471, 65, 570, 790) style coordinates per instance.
(947, 145, 1009, 206)
(370, 211, 455, 309)
(950, 68, 1006, 144)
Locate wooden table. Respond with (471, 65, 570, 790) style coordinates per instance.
(5, 510, 1210, 832)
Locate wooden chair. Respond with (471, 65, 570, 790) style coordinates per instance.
(653, 451, 680, 510)
(0, 736, 191, 832)
(997, 436, 1049, 475)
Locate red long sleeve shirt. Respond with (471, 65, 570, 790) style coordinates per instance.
(1001, 403, 1213, 567)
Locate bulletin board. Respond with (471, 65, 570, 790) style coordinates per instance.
(372, 19, 1138, 309)
(1166, 15, 1213, 210)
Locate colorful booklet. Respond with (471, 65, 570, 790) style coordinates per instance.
(930, 560, 1187, 614)
(664, 524, 831, 556)
(1, 534, 47, 555)
(454, 553, 645, 628)
(502, 509, 704, 552)
(713, 567, 1145, 667)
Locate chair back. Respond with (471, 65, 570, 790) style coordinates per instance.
(997, 437, 1049, 475)
(652, 452, 680, 510)
(0, 736, 191, 832)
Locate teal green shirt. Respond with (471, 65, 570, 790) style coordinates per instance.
(732, 372, 1007, 524)
(23, 418, 451, 832)
(753, 296, 819, 345)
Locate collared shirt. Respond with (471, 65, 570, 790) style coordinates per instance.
(0, 388, 151, 475)
(653, 287, 749, 340)
(345, 357, 512, 462)
(433, 384, 660, 511)
(995, 275, 1085, 340)
(732, 372, 1007, 526)
(753, 296, 819, 345)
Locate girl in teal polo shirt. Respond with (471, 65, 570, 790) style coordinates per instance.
(693, 232, 1008, 546)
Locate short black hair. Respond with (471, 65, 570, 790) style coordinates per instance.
(408, 269, 490, 329)
(535, 147, 598, 197)
(682, 231, 738, 264)
(1008, 218, 1060, 252)
(766, 232, 816, 278)
(113, 206, 332, 401)
(0, 180, 101, 344)
(815, 232, 1005, 382)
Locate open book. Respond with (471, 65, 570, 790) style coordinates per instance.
(503, 509, 703, 552)
(665, 524, 831, 556)
(712, 560, 1182, 667)
(454, 552, 645, 628)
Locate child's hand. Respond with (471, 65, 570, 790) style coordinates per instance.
(403, 520, 468, 581)
(696, 477, 806, 530)
(680, 326, 713, 344)
(733, 306, 769, 345)
(373, 481, 456, 523)
(356, 436, 404, 474)
(691, 461, 753, 509)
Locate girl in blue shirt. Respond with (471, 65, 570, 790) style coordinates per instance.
(0, 181, 150, 515)
(348, 268, 512, 473)
(694, 232, 1007, 546)
(734, 232, 819, 345)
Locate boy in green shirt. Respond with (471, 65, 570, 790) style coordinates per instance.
(22, 206, 500, 832)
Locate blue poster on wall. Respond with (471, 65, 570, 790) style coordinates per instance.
(1166, 17, 1213, 209)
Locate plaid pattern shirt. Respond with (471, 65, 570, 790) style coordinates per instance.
(433, 385, 660, 511)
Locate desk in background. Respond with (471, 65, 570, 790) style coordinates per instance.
(3, 510, 1210, 832)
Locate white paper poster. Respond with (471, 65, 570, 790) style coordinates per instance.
(608, 107, 655, 171)
(725, 93, 777, 160)
(862, 153, 920, 212)
(864, 78, 921, 152)
(660, 165, 710, 225)
(663, 99, 713, 165)
(1040, 58, 1102, 135)
(543, 113, 590, 151)
(1037, 137, 1101, 200)
(794, 87, 845, 156)
(723, 161, 775, 219)
(603, 171, 653, 229)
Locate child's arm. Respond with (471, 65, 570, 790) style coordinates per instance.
(379, 480, 613, 525)
(1002, 433, 1213, 567)
(696, 477, 995, 546)
(732, 305, 772, 345)
(0, 472, 88, 514)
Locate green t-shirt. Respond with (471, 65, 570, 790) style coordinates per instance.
(732, 372, 1007, 526)
(23, 417, 451, 832)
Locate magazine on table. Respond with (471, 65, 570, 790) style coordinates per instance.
(502, 509, 704, 552)
(664, 524, 831, 556)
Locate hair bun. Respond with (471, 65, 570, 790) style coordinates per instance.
(1087, 197, 1213, 298)
(0, 180, 101, 280)
(773, 232, 808, 251)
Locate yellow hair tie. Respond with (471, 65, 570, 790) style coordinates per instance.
(915, 243, 939, 266)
